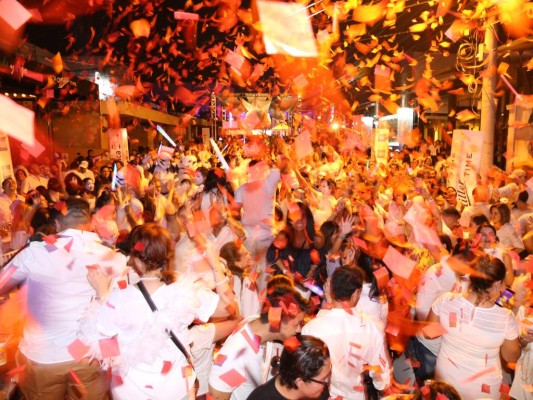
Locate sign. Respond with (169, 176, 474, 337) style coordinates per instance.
(108, 128, 129, 163)
(448, 130, 485, 206)
(374, 128, 389, 167)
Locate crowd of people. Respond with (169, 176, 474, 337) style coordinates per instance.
(0, 133, 532, 400)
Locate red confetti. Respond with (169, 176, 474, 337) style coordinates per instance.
(161, 360, 173, 375)
(213, 353, 227, 366)
(117, 280, 127, 289)
(449, 312, 457, 328)
(283, 336, 301, 352)
(268, 307, 282, 332)
(133, 241, 145, 252)
(43, 234, 58, 245)
(481, 383, 491, 394)
(63, 238, 73, 253)
(67, 339, 90, 362)
(219, 368, 247, 388)
(99, 336, 120, 358)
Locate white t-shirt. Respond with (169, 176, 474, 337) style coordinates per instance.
(415, 257, 460, 355)
(209, 317, 278, 400)
(354, 283, 388, 328)
(302, 308, 391, 400)
(3, 229, 127, 363)
(234, 168, 280, 231)
(432, 292, 519, 400)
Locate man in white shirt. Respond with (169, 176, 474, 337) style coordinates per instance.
(459, 185, 491, 227)
(20, 163, 48, 194)
(302, 266, 391, 400)
(68, 160, 95, 181)
(0, 198, 127, 399)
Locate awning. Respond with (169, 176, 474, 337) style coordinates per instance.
(100, 101, 181, 125)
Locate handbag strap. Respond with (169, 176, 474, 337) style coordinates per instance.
(136, 281, 194, 366)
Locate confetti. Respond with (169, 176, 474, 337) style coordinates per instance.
(219, 368, 247, 388)
(99, 336, 120, 359)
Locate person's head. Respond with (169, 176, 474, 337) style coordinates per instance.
(47, 177, 61, 192)
(194, 167, 208, 186)
(330, 266, 363, 306)
(517, 190, 529, 208)
(261, 285, 311, 339)
(83, 178, 95, 194)
(100, 165, 111, 179)
(470, 255, 506, 301)
(57, 198, 91, 230)
(220, 241, 252, 277)
(28, 163, 40, 175)
(470, 214, 489, 231)
(445, 186, 457, 205)
(442, 207, 461, 232)
(64, 173, 84, 196)
(319, 179, 335, 197)
(287, 202, 315, 240)
(278, 335, 331, 399)
(15, 167, 27, 182)
(79, 160, 89, 172)
(204, 168, 226, 191)
(127, 223, 175, 284)
(477, 222, 498, 248)
(412, 380, 462, 400)
(340, 241, 358, 267)
(510, 168, 527, 184)
(490, 202, 510, 226)
(2, 178, 16, 194)
(472, 186, 489, 203)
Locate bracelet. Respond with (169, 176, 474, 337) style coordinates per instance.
(215, 277, 229, 286)
(338, 234, 347, 240)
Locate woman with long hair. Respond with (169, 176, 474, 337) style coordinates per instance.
(427, 255, 521, 399)
(82, 223, 238, 399)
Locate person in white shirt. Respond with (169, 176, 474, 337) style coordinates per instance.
(0, 198, 127, 400)
(20, 163, 49, 194)
(302, 266, 391, 400)
(67, 160, 95, 182)
(409, 250, 471, 383)
(208, 284, 310, 400)
(0, 178, 24, 252)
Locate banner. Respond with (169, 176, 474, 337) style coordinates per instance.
(108, 128, 129, 163)
(448, 130, 485, 206)
(374, 128, 389, 167)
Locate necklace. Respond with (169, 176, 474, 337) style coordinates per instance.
(140, 276, 160, 281)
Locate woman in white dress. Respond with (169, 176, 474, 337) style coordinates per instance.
(427, 255, 521, 400)
(81, 223, 237, 400)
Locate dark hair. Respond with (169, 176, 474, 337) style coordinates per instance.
(261, 285, 311, 323)
(95, 189, 116, 210)
(58, 198, 91, 228)
(287, 202, 315, 243)
(470, 255, 506, 294)
(439, 234, 453, 253)
(476, 222, 497, 238)
(196, 166, 208, 178)
(491, 202, 511, 225)
(470, 214, 489, 228)
(518, 190, 529, 204)
(278, 334, 330, 390)
(442, 207, 461, 220)
(412, 381, 462, 400)
(128, 223, 175, 284)
(330, 266, 363, 302)
(64, 172, 84, 196)
(220, 241, 245, 277)
(320, 221, 337, 252)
